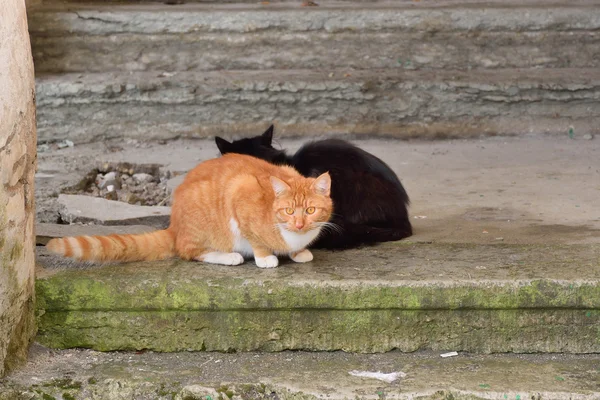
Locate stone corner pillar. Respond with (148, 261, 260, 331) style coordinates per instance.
(0, 0, 38, 377)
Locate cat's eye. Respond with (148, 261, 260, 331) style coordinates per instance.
(285, 208, 295, 215)
(305, 207, 316, 215)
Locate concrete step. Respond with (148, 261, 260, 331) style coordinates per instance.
(35, 241, 600, 353)
(28, 1, 600, 73)
(1, 345, 599, 399)
(35, 68, 600, 143)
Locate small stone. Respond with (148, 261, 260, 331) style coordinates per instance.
(96, 171, 118, 189)
(583, 134, 593, 140)
(132, 173, 154, 183)
(37, 144, 50, 153)
(269, 331, 281, 340)
(124, 192, 141, 205)
(104, 191, 118, 201)
(180, 385, 220, 399)
(55, 139, 75, 149)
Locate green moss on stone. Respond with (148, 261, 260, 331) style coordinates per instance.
(35, 307, 600, 353)
(34, 243, 600, 353)
(43, 378, 82, 390)
(216, 386, 234, 399)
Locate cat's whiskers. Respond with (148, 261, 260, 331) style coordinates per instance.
(315, 221, 343, 234)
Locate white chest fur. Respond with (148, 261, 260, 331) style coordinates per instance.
(229, 218, 254, 256)
(278, 226, 321, 252)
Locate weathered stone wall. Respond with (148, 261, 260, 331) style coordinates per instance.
(25, 0, 42, 8)
(0, 0, 38, 377)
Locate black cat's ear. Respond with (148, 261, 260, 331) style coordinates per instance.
(261, 125, 274, 146)
(215, 136, 231, 154)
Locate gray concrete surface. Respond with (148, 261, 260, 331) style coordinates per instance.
(35, 134, 600, 245)
(27, 1, 600, 36)
(57, 194, 171, 227)
(34, 240, 600, 353)
(29, 1, 600, 142)
(0, 344, 598, 399)
(34, 68, 600, 142)
(29, 1, 600, 73)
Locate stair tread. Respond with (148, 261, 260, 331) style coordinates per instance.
(2, 345, 599, 398)
(37, 242, 600, 311)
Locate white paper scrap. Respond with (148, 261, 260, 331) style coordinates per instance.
(348, 370, 407, 383)
(440, 351, 459, 358)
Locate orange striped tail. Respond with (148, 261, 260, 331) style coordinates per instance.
(46, 229, 175, 262)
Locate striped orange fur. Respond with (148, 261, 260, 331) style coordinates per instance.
(46, 154, 333, 267)
(46, 230, 175, 262)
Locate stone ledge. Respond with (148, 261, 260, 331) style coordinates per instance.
(1, 345, 599, 399)
(30, 31, 600, 73)
(34, 68, 600, 142)
(28, 1, 600, 36)
(35, 242, 600, 353)
(28, 1, 600, 73)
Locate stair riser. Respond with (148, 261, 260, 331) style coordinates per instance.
(31, 31, 600, 73)
(37, 309, 600, 353)
(29, 6, 600, 73)
(28, 7, 600, 35)
(35, 71, 600, 142)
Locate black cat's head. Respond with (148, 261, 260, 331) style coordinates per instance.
(215, 125, 288, 164)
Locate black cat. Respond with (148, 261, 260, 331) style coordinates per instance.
(215, 125, 412, 249)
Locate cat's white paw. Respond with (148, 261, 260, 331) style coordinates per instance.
(255, 255, 279, 268)
(198, 252, 245, 266)
(290, 249, 313, 263)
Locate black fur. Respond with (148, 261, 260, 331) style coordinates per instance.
(214, 125, 412, 249)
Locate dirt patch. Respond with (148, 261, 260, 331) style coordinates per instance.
(61, 161, 180, 207)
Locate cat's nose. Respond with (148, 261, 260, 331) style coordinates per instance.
(295, 221, 305, 229)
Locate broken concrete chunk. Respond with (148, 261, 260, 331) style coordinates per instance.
(58, 194, 171, 228)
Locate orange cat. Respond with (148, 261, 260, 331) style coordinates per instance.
(46, 154, 333, 268)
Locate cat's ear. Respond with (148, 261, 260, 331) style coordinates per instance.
(261, 125, 274, 146)
(215, 136, 231, 154)
(311, 172, 331, 196)
(270, 176, 291, 197)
